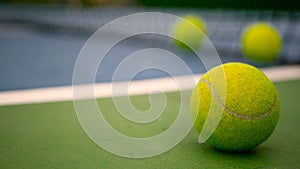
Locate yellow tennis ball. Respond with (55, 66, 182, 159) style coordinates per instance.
(172, 14, 206, 50)
(242, 22, 282, 63)
(190, 62, 280, 151)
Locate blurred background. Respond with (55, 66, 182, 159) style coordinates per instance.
(1, 0, 299, 91)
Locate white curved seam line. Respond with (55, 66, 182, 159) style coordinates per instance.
(200, 79, 277, 120)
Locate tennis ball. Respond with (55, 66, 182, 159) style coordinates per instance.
(241, 22, 282, 63)
(190, 62, 280, 151)
(172, 14, 206, 50)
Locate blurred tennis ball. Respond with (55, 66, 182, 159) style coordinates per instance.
(241, 22, 282, 63)
(190, 62, 280, 151)
(172, 14, 206, 50)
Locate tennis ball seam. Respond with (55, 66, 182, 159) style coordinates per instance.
(200, 78, 277, 120)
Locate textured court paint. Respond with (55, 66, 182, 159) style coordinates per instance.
(0, 80, 299, 168)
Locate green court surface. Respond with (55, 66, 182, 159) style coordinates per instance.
(1, 80, 300, 168)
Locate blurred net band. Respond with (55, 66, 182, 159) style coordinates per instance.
(0, 4, 299, 63)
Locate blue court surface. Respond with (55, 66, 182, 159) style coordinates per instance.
(1, 5, 300, 91)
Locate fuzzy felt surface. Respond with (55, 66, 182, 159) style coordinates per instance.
(242, 22, 281, 63)
(172, 14, 206, 50)
(191, 62, 280, 151)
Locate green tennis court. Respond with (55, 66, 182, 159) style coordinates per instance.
(1, 79, 299, 168)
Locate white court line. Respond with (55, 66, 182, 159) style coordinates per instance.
(0, 65, 299, 106)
